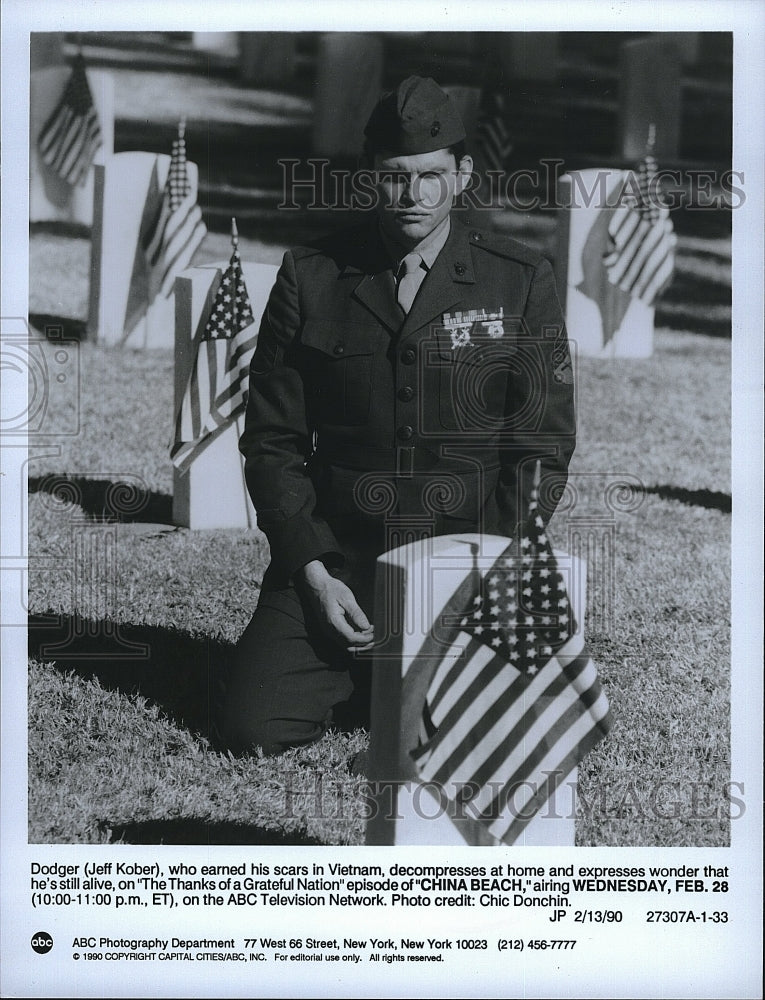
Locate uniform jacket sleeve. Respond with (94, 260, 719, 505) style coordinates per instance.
(239, 251, 343, 582)
(497, 255, 576, 535)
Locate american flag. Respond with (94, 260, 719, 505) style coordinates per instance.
(143, 119, 207, 302)
(411, 470, 612, 846)
(37, 53, 102, 186)
(170, 221, 256, 472)
(603, 127, 677, 306)
(476, 89, 513, 176)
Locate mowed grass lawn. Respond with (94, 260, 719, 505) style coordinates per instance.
(26, 324, 731, 848)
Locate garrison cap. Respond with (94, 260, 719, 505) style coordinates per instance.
(364, 75, 466, 155)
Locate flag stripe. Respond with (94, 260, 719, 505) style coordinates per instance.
(37, 56, 102, 186)
(144, 199, 172, 267)
(208, 362, 253, 417)
(55, 120, 90, 179)
(207, 341, 224, 420)
(418, 656, 605, 845)
(476, 686, 590, 825)
(428, 640, 497, 724)
(197, 343, 215, 433)
(605, 211, 675, 303)
(411, 479, 611, 846)
(488, 693, 612, 843)
(612, 218, 664, 287)
(623, 224, 675, 299)
(164, 211, 206, 285)
(478, 661, 607, 821)
(425, 624, 586, 752)
(39, 107, 75, 165)
(636, 249, 675, 304)
(139, 129, 207, 317)
(170, 245, 257, 471)
(602, 160, 676, 307)
(157, 201, 207, 297)
(488, 691, 612, 837)
(421, 647, 594, 790)
(425, 656, 521, 779)
(424, 642, 520, 764)
(38, 107, 72, 156)
(53, 112, 97, 178)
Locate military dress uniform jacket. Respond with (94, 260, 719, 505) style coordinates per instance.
(240, 215, 576, 589)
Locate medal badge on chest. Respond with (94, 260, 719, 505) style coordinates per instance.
(450, 325, 472, 350)
(443, 308, 505, 348)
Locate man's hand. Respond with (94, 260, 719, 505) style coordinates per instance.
(294, 560, 375, 651)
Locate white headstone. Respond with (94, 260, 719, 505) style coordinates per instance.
(555, 169, 654, 358)
(172, 260, 279, 530)
(88, 151, 203, 348)
(366, 533, 582, 846)
(30, 66, 114, 227)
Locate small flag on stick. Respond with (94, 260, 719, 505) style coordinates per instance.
(170, 219, 257, 472)
(37, 53, 102, 187)
(144, 118, 207, 302)
(411, 463, 612, 846)
(603, 124, 677, 306)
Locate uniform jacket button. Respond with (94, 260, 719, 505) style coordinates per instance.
(397, 425, 414, 441)
(397, 386, 414, 402)
(454, 262, 466, 275)
(333, 343, 345, 356)
(401, 348, 416, 365)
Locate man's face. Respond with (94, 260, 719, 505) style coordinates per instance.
(373, 147, 473, 249)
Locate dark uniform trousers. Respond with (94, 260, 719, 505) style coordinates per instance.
(220, 216, 576, 755)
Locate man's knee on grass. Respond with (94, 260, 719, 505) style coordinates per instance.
(218, 705, 330, 758)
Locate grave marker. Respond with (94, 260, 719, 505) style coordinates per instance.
(172, 256, 279, 530)
(366, 533, 594, 846)
(89, 124, 206, 348)
(555, 168, 655, 358)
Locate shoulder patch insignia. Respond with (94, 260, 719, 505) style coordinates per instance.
(552, 344, 574, 384)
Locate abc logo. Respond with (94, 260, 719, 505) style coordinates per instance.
(31, 932, 53, 954)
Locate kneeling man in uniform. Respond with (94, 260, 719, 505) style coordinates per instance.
(220, 76, 576, 756)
